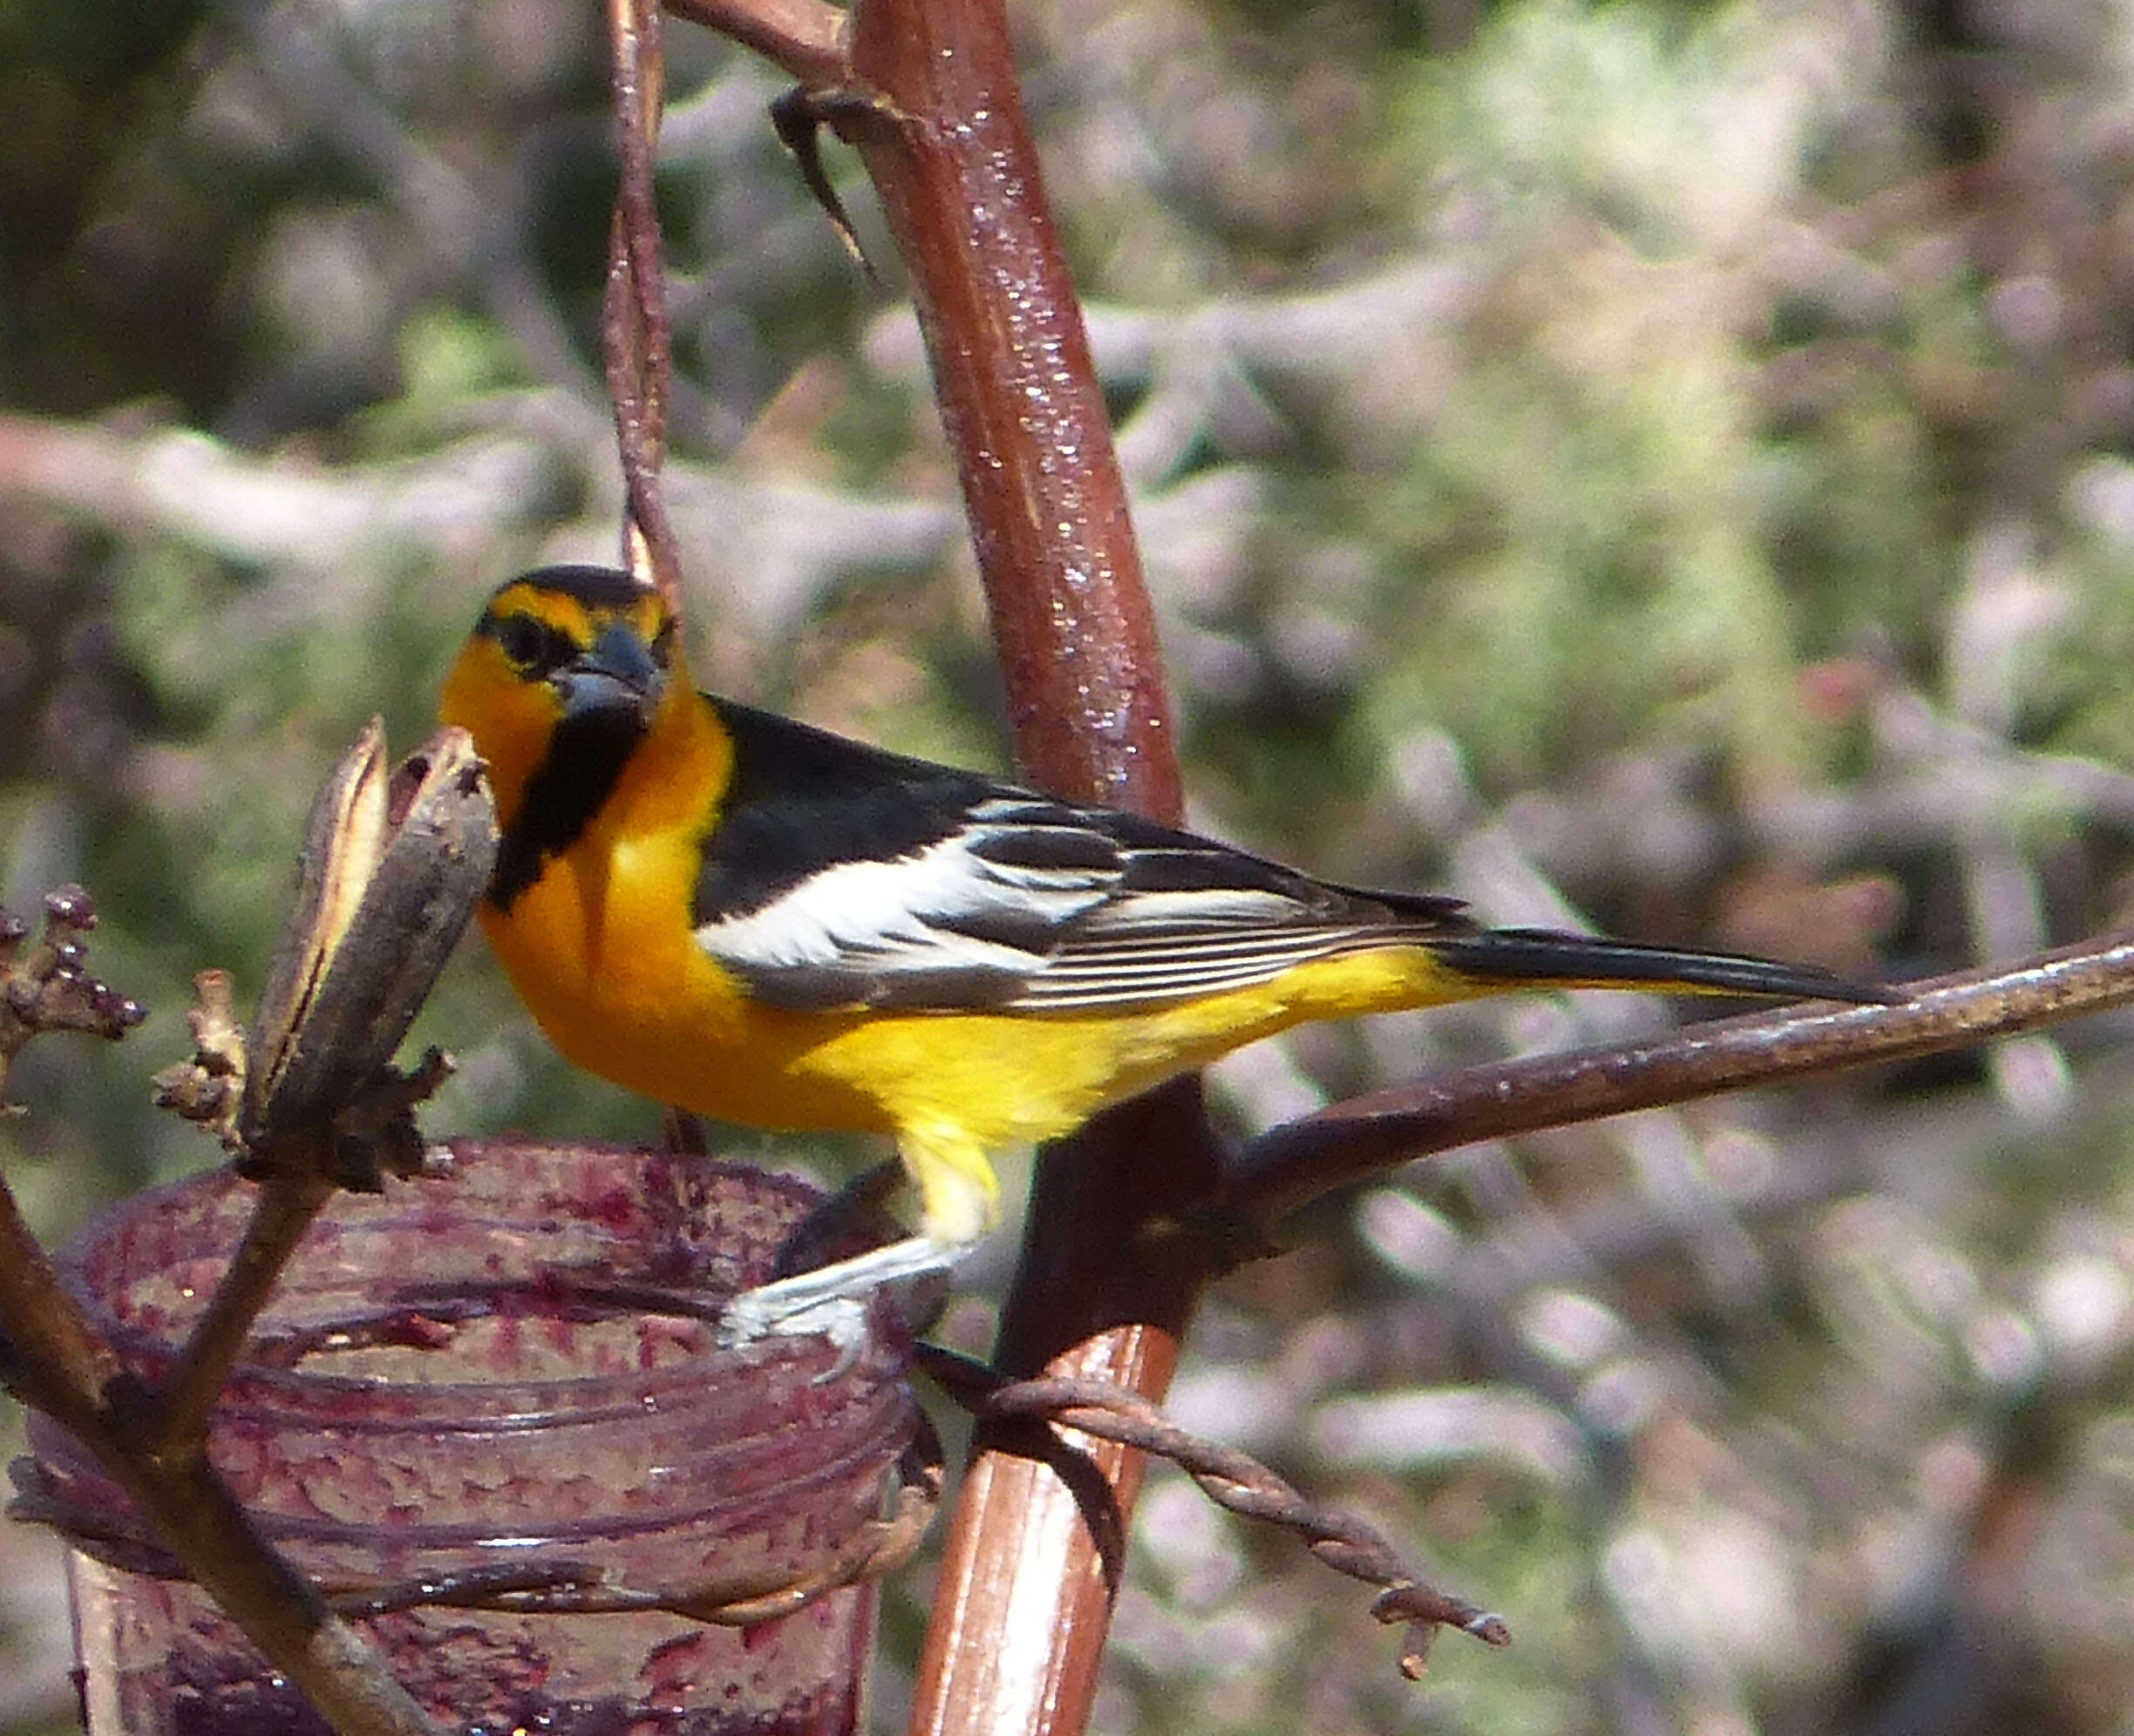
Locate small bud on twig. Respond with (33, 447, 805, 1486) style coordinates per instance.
(0, 885, 147, 1104)
(151, 970, 247, 1145)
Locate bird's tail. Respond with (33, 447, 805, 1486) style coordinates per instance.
(1425, 926, 1903, 1005)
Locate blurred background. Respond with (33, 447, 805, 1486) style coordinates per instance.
(7, 0, 2134, 1729)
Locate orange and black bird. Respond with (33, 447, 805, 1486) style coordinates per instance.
(442, 565, 1895, 1338)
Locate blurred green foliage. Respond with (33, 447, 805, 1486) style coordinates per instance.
(9, 0, 2134, 1730)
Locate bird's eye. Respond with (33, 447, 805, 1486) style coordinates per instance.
(494, 614, 554, 672)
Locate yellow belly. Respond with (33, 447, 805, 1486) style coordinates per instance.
(479, 818, 1482, 1247)
(481, 842, 1464, 1153)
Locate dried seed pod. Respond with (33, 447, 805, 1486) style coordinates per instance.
(238, 722, 497, 1189)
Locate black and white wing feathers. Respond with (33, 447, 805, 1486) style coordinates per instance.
(692, 700, 1467, 1014)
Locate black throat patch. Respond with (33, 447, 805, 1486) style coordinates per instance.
(489, 702, 647, 912)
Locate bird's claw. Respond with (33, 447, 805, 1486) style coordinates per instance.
(717, 1287, 872, 1377)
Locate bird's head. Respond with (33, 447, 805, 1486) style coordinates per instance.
(440, 565, 681, 827)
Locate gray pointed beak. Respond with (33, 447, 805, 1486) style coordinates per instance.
(556, 622, 663, 724)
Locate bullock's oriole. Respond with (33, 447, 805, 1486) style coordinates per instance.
(441, 565, 1894, 1340)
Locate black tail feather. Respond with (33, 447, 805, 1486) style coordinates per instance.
(1428, 926, 1904, 1005)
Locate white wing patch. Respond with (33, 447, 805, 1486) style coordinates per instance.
(696, 797, 1421, 1014)
(695, 807, 1121, 1007)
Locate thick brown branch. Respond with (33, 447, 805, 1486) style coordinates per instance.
(0, 1184, 119, 1440)
(837, 0, 1181, 816)
(93, 1449, 442, 1736)
(776, 4, 1216, 1733)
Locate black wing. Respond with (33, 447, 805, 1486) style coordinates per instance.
(690, 700, 1471, 1014)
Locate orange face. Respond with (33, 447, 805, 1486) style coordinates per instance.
(439, 572, 676, 830)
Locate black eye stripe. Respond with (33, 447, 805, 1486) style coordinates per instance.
(486, 613, 578, 675)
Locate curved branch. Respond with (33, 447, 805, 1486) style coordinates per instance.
(1229, 936, 2134, 1224)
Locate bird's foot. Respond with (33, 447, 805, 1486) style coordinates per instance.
(717, 1231, 964, 1367)
(716, 1289, 873, 1366)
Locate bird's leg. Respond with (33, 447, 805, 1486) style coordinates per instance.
(716, 1232, 967, 1352)
(717, 1130, 997, 1351)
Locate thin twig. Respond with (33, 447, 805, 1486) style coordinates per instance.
(917, 1347, 1511, 1680)
(1227, 936, 2134, 1227)
(662, 0, 850, 88)
(606, 0, 685, 609)
(153, 1174, 334, 1455)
